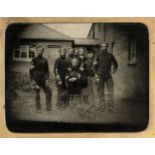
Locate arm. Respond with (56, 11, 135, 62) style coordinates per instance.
(79, 72, 88, 87)
(45, 60, 49, 79)
(111, 54, 118, 73)
(54, 59, 59, 77)
(93, 55, 100, 81)
(54, 59, 62, 85)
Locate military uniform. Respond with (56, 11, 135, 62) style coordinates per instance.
(94, 51, 118, 111)
(30, 56, 52, 111)
(79, 56, 89, 104)
(66, 55, 74, 67)
(85, 56, 97, 105)
(54, 57, 68, 107)
(66, 66, 88, 105)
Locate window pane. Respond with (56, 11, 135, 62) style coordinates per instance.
(14, 50, 20, 58)
(20, 45, 29, 58)
(21, 52, 27, 58)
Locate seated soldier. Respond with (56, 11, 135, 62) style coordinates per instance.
(66, 58, 88, 105)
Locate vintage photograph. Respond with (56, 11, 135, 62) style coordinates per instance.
(5, 23, 149, 132)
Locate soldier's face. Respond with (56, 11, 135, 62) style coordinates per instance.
(72, 58, 79, 68)
(68, 49, 74, 56)
(79, 51, 85, 56)
(37, 50, 43, 57)
(88, 52, 94, 58)
(74, 49, 79, 56)
(60, 50, 66, 58)
(100, 46, 108, 51)
(79, 51, 85, 60)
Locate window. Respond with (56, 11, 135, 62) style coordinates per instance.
(21, 52, 27, 58)
(13, 45, 36, 62)
(128, 36, 137, 66)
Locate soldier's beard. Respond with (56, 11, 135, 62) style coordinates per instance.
(60, 55, 65, 59)
(69, 54, 73, 57)
(72, 65, 78, 69)
(38, 54, 42, 58)
(101, 49, 107, 53)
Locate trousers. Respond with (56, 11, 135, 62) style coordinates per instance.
(97, 77, 114, 109)
(87, 76, 98, 105)
(35, 83, 52, 111)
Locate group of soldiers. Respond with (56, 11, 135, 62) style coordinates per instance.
(29, 43, 118, 113)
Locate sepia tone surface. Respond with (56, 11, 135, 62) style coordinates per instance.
(0, 19, 154, 136)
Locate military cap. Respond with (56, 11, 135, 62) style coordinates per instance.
(79, 47, 85, 52)
(59, 47, 66, 52)
(100, 42, 109, 47)
(68, 47, 74, 52)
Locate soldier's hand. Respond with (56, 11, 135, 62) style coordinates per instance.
(58, 80, 62, 85)
(69, 77, 77, 82)
(32, 80, 36, 86)
(45, 80, 49, 86)
(80, 67, 84, 72)
(93, 61, 98, 66)
(67, 67, 72, 72)
(56, 75, 60, 80)
(95, 77, 100, 84)
(35, 85, 40, 90)
(77, 74, 81, 79)
(32, 81, 40, 90)
(112, 69, 117, 74)
(30, 65, 35, 69)
(95, 75, 100, 85)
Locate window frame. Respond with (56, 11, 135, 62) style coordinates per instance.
(13, 45, 36, 62)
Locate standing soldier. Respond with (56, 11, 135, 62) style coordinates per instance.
(78, 47, 87, 72)
(54, 47, 68, 108)
(94, 43, 118, 112)
(66, 47, 74, 66)
(29, 46, 52, 112)
(78, 47, 89, 104)
(85, 50, 96, 105)
(74, 48, 79, 58)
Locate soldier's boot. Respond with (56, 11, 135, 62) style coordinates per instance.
(107, 93, 114, 113)
(63, 98, 69, 108)
(35, 91, 41, 113)
(83, 96, 89, 104)
(46, 93, 52, 111)
(101, 98, 106, 112)
(69, 95, 73, 107)
(98, 97, 106, 112)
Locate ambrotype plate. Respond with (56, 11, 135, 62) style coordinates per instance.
(2, 18, 150, 134)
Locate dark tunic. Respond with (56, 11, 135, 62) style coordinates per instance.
(66, 67, 88, 95)
(94, 51, 118, 80)
(54, 57, 68, 91)
(54, 57, 68, 79)
(66, 56, 74, 67)
(85, 57, 95, 77)
(30, 56, 49, 86)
